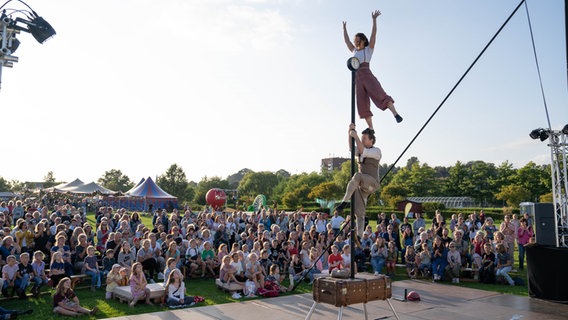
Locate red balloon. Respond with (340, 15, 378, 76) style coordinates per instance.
(206, 188, 226, 210)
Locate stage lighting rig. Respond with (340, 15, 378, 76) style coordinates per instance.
(530, 125, 568, 247)
(0, 0, 55, 90)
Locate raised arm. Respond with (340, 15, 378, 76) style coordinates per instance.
(342, 21, 355, 52)
(369, 10, 381, 49)
(348, 123, 364, 155)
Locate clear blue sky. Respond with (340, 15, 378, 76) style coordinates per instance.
(1, 0, 566, 184)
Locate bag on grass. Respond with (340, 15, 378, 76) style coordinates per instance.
(244, 280, 257, 296)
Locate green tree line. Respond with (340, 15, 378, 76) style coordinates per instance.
(0, 157, 552, 208)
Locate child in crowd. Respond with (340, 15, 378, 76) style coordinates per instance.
(105, 264, 123, 299)
(219, 255, 241, 285)
(405, 246, 417, 279)
(479, 243, 495, 284)
(102, 249, 116, 277)
(50, 252, 67, 288)
(288, 254, 304, 288)
(16, 252, 32, 298)
(84, 246, 102, 292)
(201, 241, 217, 278)
(31, 250, 48, 297)
(328, 245, 343, 273)
(246, 252, 265, 290)
(385, 241, 397, 277)
(265, 264, 287, 293)
(165, 242, 182, 269)
(230, 252, 246, 282)
(418, 242, 431, 277)
(52, 277, 98, 316)
(185, 239, 204, 277)
(446, 242, 461, 283)
(259, 249, 273, 276)
(431, 236, 447, 282)
(2, 255, 20, 298)
(129, 262, 153, 307)
(118, 241, 135, 276)
(341, 244, 354, 273)
(163, 258, 176, 285)
(495, 243, 514, 286)
(166, 268, 195, 308)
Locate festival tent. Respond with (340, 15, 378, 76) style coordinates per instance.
(65, 182, 116, 195)
(104, 177, 177, 211)
(46, 178, 85, 193)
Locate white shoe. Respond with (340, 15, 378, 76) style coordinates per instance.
(374, 272, 379, 275)
(157, 272, 165, 280)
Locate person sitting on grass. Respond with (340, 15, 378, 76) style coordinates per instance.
(495, 243, 514, 286)
(84, 246, 102, 292)
(246, 252, 265, 290)
(405, 245, 417, 279)
(265, 264, 287, 293)
(431, 236, 448, 282)
(445, 241, 461, 284)
(166, 268, 196, 308)
(479, 243, 495, 284)
(185, 238, 204, 278)
(219, 255, 240, 285)
(288, 254, 304, 288)
(0, 306, 33, 319)
(129, 262, 153, 307)
(52, 277, 98, 316)
(201, 241, 218, 278)
(385, 241, 398, 277)
(105, 264, 123, 300)
(102, 248, 116, 278)
(31, 250, 48, 298)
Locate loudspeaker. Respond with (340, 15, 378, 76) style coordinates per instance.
(534, 203, 556, 246)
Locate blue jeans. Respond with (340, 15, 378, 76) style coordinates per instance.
(15, 274, 29, 290)
(33, 276, 49, 287)
(431, 258, 447, 278)
(518, 245, 526, 270)
(496, 266, 514, 285)
(85, 270, 102, 287)
(371, 256, 385, 274)
(0, 306, 17, 317)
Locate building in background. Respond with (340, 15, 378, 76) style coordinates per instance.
(321, 157, 349, 173)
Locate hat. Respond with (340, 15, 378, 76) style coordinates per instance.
(112, 264, 121, 270)
(407, 291, 420, 301)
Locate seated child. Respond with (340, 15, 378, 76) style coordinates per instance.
(405, 246, 417, 279)
(105, 264, 123, 300)
(166, 268, 195, 308)
(265, 264, 287, 293)
(219, 255, 242, 285)
(2, 255, 19, 298)
(245, 252, 264, 290)
(445, 242, 462, 283)
(129, 262, 153, 307)
(49, 252, 67, 288)
(418, 243, 431, 277)
(479, 243, 495, 284)
(385, 241, 397, 277)
(16, 252, 33, 299)
(102, 249, 116, 278)
(52, 277, 98, 316)
(31, 250, 48, 298)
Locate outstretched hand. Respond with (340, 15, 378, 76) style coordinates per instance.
(342, 21, 347, 29)
(372, 10, 381, 19)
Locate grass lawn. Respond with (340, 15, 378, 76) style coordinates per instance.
(0, 213, 528, 319)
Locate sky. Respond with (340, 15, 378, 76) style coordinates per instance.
(0, 0, 566, 185)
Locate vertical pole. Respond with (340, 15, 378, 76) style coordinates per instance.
(350, 70, 356, 279)
(565, 0, 568, 90)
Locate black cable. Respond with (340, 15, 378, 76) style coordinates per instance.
(524, 0, 552, 130)
(380, 0, 527, 184)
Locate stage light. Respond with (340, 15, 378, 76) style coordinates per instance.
(529, 129, 542, 140)
(25, 16, 56, 44)
(562, 124, 568, 135)
(529, 128, 550, 142)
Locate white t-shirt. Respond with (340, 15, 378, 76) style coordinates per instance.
(353, 47, 373, 63)
(330, 216, 345, 229)
(360, 147, 382, 162)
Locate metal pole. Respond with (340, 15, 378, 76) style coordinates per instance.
(350, 69, 356, 279)
(565, 0, 568, 90)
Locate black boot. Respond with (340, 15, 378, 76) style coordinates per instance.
(335, 202, 349, 213)
(395, 114, 403, 123)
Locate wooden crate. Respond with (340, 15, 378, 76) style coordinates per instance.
(355, 273, 392, 301)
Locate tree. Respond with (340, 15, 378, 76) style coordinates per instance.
(308, 181, 343, 200)
(238, 171, 280, 199)
(380, 184, 411, 207)
(513, 161, 550, 202)
(495, 185, 531, 207)
(157, 164, 191, 201)
(43, 171, 57, 188)
(98, 169, 134, 193)
(443, 161, 469, 196)
(227, 168, 254, 188)
(0, 177, 10, 191)
(193, 176, 231, 205)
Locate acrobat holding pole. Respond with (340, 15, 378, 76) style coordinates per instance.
(343, 10, 403, 131)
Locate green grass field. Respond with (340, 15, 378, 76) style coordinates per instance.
(0, 213, 528, 318)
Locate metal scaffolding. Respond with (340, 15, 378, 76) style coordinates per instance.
(548, 130, 568, 247)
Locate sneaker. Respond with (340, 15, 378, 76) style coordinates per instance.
(89, 307, 99, 316)
(395, 114, 403, 123)
(157, 272, 165, 280)
(231, 292, 241, 299)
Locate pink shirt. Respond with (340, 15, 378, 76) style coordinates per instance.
(517, 226, 533, 245)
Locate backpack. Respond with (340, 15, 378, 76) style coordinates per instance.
(258, 280, 280, 297)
